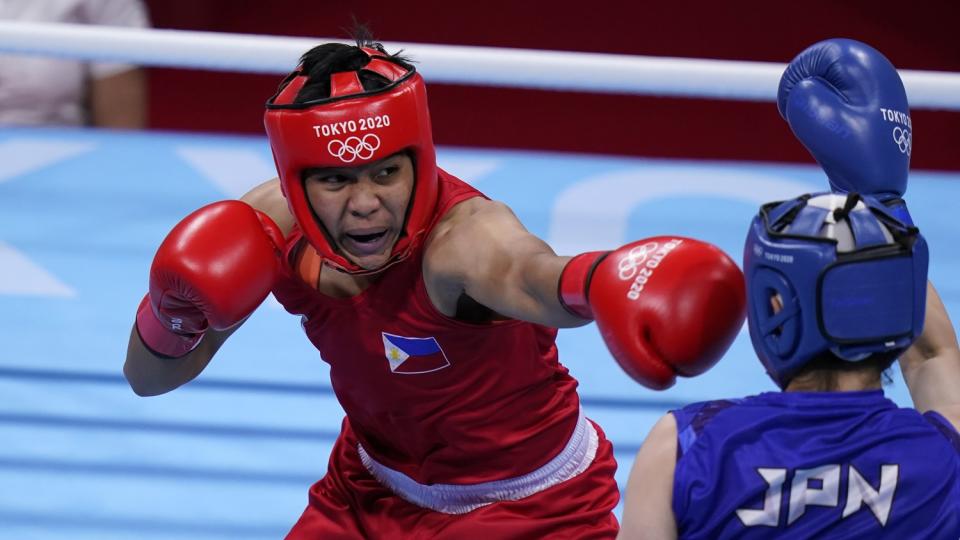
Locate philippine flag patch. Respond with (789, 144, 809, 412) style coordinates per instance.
(381, 332, 451, 374)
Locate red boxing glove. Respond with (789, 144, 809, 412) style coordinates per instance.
(559, 237, 746, 390)
(135, 200, 285, 358)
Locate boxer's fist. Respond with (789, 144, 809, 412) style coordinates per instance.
(136, 200, 285, 357)
(559, 238, 746, 389)
(778, 39, 911, 205)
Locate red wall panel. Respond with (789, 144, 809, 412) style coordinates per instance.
(144, 0, 960, 169)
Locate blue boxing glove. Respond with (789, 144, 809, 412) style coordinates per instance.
(778, 38, 913, 224)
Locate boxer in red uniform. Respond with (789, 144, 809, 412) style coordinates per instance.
(123, 36, 746, 538)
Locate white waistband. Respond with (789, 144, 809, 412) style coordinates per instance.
(357, 410, 599, 514)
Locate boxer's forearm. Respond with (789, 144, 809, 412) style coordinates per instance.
(899, 282, 960, 414)
(123, 324, 234, 396)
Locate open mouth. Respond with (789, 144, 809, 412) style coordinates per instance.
(346, 231, 387, 244)
(342, 229, 391, 256)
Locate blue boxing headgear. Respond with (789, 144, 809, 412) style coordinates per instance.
(744, 192, 927, 388)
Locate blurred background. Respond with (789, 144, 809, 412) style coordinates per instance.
(142, 0, 960, 170)
(1, 1, 958, 538)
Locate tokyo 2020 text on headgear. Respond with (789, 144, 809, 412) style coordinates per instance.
(264, 47, 438, 274)
(743, 192, 928, 388)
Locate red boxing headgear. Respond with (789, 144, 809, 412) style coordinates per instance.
(264, 47, 438, 273)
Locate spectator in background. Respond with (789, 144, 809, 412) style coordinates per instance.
(0, 0, 149, 128)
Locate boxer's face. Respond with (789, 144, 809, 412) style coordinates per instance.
(303, 153, 414, 270)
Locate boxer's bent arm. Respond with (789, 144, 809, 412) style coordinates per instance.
(124, 179, 292, 397)
(618, 413, 679, 540)
(899, 282, 960, 429)
(425, 199, 589, 328)
(124, 325, 237, 396)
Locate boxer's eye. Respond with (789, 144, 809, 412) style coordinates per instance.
(374, 166, 399, 180)
(321, 175, 349, 184)
(307, 173, 351, 188)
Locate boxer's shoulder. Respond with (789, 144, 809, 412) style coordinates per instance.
(424, 198, 503, 279)
(427, 198, 511, 258)
(240, 178, 297, 238)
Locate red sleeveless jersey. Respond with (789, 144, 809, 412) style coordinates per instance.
(272, 170, 582, 485)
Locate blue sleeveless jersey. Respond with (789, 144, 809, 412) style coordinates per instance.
(672, 391, 960, 539)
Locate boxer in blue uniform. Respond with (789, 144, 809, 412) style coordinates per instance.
(618, 39, 960, 539)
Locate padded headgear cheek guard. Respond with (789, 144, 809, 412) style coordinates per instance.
(744, 193, 927, 388)
(264, 48, 438, 274)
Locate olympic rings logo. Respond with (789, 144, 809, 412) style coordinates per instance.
(327, 134, 381, 163)
(617, 242, 660, 280)
(892, 126, 911, 156)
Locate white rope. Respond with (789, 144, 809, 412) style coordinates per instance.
(2, 21, 959, 110)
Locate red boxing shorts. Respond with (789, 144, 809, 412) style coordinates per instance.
(285, 418, 620, 539)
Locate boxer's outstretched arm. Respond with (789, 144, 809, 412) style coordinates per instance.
(899, 282, 960, 429)
(424, 198, 585, 328)
(426, 197, 745, 389)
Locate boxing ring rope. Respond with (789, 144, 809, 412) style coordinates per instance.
(2, 21, 960, 110)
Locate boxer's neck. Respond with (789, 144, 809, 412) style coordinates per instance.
(785, 368, 882, 393)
